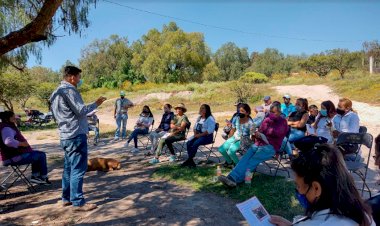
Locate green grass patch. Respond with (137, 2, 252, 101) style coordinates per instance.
(18, 122, 57, 132)
(152, 164, 303, 220)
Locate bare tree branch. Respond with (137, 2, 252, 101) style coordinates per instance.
(0, 0, 64, 56)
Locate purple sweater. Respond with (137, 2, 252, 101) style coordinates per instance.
(255, 113, 288, 151)
(0, 123, 32, 161)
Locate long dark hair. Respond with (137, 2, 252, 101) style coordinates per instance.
(291, 144, 372, 226)
(0, 111, 15, 124)
(321, 100, 336, 118)
(297, 98, 309, 112)
(141, 105, 153, 118)
(200, 104, 212, 119)
(239, 103, 251, 115)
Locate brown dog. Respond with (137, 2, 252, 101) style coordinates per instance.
(87, 158, 121, 172)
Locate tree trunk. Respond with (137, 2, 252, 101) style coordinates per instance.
(339, 70, 345, 79)
(1, 99, 14, 112)
(0, 0, 64, 56)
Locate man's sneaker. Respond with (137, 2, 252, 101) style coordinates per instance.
(169, 155, 176, 162)
(130, 147, 139, 153)
(72, 203, 97, 212)
(30, 176, 45, 184)
(41, 177, 52, 185)
(218, 175, 237, 188)
(58, 200, 72, 207)
(124, 142, 130, 148)
(149, 158, 160, 164)
(112, 138, 120, 142)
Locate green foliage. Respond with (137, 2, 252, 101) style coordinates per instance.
(0, 0, 96, 70)
(35, 82, 56, 107)
(299, 54, 332, 77)
(202, 61, 220, 81)
(239, 72, 268, 84)
(152, 164, 303, 220)
(27, 66, 61, 83)
(214, 42, 250, 81)
(131, 22, 210, 83)
(229, 81, 261, 104)
(327, 49, 362, 79)
(363, 40, 380, 59)
(79, 35, 136, 88)
(0, 68, 35, 111)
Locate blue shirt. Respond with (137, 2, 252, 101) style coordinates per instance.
(281, 103, 296, 117)
(50, 81, 98, 140)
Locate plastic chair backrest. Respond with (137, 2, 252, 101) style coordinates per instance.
(336, 132, 373, 149)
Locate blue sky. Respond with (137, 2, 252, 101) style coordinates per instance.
(27, 0, 380, 71)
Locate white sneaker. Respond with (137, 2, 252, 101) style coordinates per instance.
(130, 147, 139, 153)
(124, 142, 130, 148)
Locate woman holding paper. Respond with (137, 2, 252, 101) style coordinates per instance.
(181, 104, 216, 168)
(270, 144, 374, 226)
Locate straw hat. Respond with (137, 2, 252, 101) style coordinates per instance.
(174, 103, 187, 113)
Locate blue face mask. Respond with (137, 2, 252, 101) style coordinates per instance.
(77, 79, 83, 88)
(320, 109, 327, 116)
(296, 105, 302, 111)
(295, 189, 310, 209)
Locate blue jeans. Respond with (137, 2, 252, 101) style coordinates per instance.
(88, 125, 99, 142)
(60, 134, 88, 207)
(115, 113, 128, 139)
(127, 128, 149, 148)
(186, 134, 213, 159)
(12, 151, 48, 177)
(283, 128, 305, 155)
(229, 144, 275, 183)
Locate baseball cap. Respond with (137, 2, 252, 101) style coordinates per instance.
(120, 91, 125, 96)
(283, 94, 291, 99)
(263, 96, 271, 101)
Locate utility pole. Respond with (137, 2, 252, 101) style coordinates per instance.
(369, 56, 374, 74)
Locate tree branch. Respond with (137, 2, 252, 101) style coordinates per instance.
(0, 0, 64, 56)
(0, 56, 25, 71)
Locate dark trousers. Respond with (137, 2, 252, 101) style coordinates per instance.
(186, 134, 213, 159)
(165, 135, 184, 155)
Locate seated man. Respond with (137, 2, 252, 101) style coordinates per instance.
(218, 101, 288, 187)
(0, 111, 51, 185)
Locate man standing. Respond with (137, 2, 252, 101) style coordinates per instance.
(50, 66, 106, 211)
(113, 91, 133, 141)
(281, 94, 296, 117)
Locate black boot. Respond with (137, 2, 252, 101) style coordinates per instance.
(188, 158, 196, 168)
(180, 159, 190, 167)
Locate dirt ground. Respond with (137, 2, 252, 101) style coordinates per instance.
(0, 85, 379, 225)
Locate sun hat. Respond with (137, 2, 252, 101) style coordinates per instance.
(174, 103, 187, 113)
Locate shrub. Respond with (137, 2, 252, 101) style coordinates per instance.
(271, 73, 288, 80)
(239, 72, 268, 84)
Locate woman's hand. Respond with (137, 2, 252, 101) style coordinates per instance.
(19, 141, 30, 147)
(269, 215, 292, 226)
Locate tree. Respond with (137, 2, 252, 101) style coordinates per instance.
(35, 82, 57, 108)
(131, 22, 210, 83)
(299, 54, 332, 77)
(79, 35, 135, 87)
(28, 66, 60, 83)
(214, 42, 250, 81)
(202, 61, 220, 81)
(363, 40, 380, 59)
(0, 0, 96, 70)
(0, 69, 35, 111)
(327, 49, 361, 79)
(248, 48, 284, 77)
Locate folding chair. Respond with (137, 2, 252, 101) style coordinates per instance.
(137, 120, 155, 149)
(336, 132, 373, 197)
(197, 123, 220, 163)
(1, 162, 36, 198)
(171, 122, 191, 157)
(260, 127, 292, 179)
(359, 126, 367, 134)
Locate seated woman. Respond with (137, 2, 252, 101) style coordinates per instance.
(181, 104, 216, 168)
(218, 102, 288, 187)
(149, 103, 190, 164)
(124, 105, 154, 153)
(332, 98, 360, 160)
(367, 134, 380, 226)
(147, 104, 174, 155)
(0, 111, 51, 185)
(221, 101, 244, 140)
(218, 103, 254, 167)
(295, 101, 336, 151)
(269, 144, 374, 226)
(284, 98, 309, 155)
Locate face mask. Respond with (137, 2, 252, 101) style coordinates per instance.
(320, 109, 327, 116)
(295, 189, 310, 209)
(120, 96, 125, 99)
(77, 79, 83, 88)
(239, 113, 246, 118)
(296, 106, 302, 111)
(143, 110, 149, 114)
(336, 108, 345, 115)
